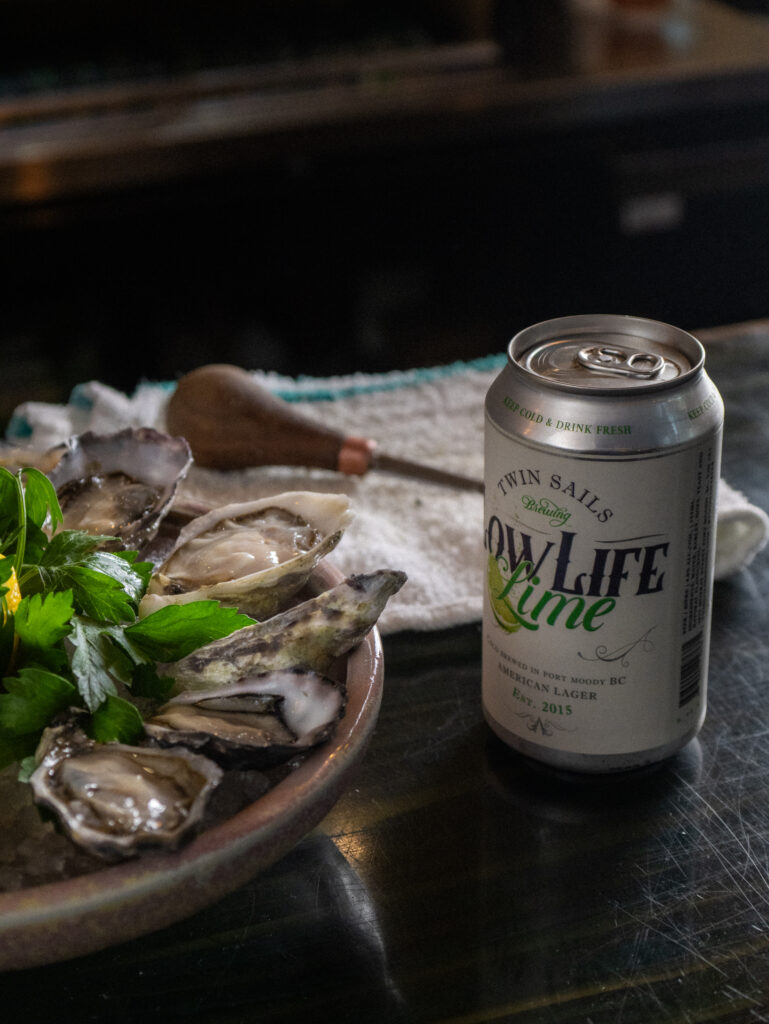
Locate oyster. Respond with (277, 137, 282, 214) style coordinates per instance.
(46, 427, 192, 551)
(30, 717, 222, 861)
(145, 669, 345, 768)
(0, 442, 62, 474)
(163, 569, 408, 693)
(139, 491, 353, 619)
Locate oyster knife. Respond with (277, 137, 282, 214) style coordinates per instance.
(166, 364, 484, 493)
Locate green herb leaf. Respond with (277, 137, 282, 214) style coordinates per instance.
(90, 693, 145, 744)
(0, 733, 38, 772)
(0, 468, 64, 571)
(81, 550, 146, 602)
(0, 609, 15, 677)
(65, 563, 140, 623)
(131, 661, 175, 701)
(37, 529, 109, 565)
(0, 558, 15, 588)
(114, 552, 154, 594)
(17, 755, 38, 782)
(0, 468, 25, 568)
(21, 521, 51, 567)
(126, 601, 255, 662)
(0, 666, 78, 735)
(25, 535, 147, 623)
(20, 467, 62, 532)
(14, 591, 74, 655)
(68, 617, 121, 712)
(0, 470, 19, 533)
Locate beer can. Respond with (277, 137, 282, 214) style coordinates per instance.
(483, 314, 723, 772)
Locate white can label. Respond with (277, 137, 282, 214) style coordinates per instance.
(482, 421, 720, 758)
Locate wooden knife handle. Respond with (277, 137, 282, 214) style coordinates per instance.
(166, 364, 373, 472)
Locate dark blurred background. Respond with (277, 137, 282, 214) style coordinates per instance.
(1, 0, 769, 426)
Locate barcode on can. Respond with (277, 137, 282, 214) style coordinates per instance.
(679, 632, 703, 707)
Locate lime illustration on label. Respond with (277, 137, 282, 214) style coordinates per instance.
(487, 554, 522, 633)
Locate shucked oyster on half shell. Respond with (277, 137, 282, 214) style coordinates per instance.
(29, 716, 222, 861)
(139, 491, 354, 619)
(46, 427, 193, 552)
(162, 569, 408, 693)
(144, 669, 346, 769)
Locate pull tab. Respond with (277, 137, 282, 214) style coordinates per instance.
(577, 344, 665, 379)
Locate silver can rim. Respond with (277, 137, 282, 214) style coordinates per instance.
(509, 314, 705, 394)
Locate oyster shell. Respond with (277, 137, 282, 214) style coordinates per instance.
(162, 569, 407, 693)
(145, 669, 345, 768)
(30, 717, 222, 861)
(46, 428, 192, 552)
(0, 442, 63, 474)
(139, 491, 353, 619)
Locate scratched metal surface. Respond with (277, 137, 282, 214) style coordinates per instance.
(4, 327, 769, 1023)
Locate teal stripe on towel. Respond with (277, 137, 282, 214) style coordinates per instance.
(5, 354, 506, 441)
(273, 354, 506, 402)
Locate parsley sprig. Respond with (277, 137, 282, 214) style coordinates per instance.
(0, 466, 255, 772)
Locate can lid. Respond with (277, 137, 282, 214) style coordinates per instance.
(512, 317, 703, 392)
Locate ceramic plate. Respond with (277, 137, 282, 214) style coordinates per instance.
(0, 562, 384, 971)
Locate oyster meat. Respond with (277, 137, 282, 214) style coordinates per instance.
(161, 569, 408, 693)
(145, 669, 345, 768)
(30, 716, 222, 861)
(46, 427, 192, 551)
(139, 491, 353, 618)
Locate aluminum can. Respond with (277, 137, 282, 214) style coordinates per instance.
(483, 315, 723, 772)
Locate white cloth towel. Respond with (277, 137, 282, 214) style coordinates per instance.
(7, 359, 768, 634)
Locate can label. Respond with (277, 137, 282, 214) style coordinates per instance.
(481, 313, 726, 769)
(483, 430, 719, 758)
